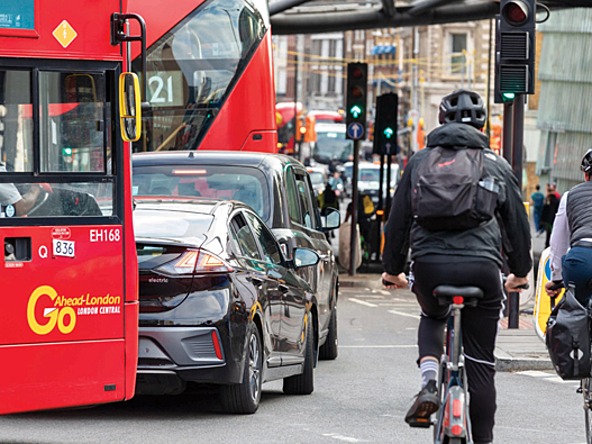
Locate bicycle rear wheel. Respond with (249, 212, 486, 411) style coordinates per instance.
(583, 377, 592, 444)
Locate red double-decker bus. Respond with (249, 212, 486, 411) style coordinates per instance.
(0, 0, 141, 414)
(128, 0, 278, 153)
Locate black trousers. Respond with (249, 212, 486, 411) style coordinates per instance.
(411, 256, 504, 444)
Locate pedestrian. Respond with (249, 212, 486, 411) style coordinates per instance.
(541, 184, 560, 248)
(548, 182, 561, 200)
(319, 182, 338, 215)
(530, 184, 545, 234)
(545, 149, 592, 305)
(381, 89, 532, 444)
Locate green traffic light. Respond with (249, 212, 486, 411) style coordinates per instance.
(62, 147, 73, 156)
(502, 92, 515, 102)
(383, 127, 394, 139)
(349, 105, 362, 119)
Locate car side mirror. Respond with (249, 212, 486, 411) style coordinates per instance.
(293, 247, 319, 269)
(321, 207, 341, 231)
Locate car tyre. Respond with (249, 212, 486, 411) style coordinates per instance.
(220, 323, 262, 414)
(283, 316, 315, 395)
(319, 304, 338, 360)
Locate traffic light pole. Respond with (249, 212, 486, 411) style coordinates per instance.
(502, 101, 513, 165)
(349, 140, 360, 276)
(511, 95, 524, 191)
(507, 94, 525, 329)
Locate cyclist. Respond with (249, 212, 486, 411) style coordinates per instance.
(381, 89, 532, 444)
(545, 149, 592, 305)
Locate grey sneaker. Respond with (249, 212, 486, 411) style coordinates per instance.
(404, 380, 439, 428)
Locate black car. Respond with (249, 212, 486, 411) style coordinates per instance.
(133, 198, 320, 414)
(132, 151, 341, 361)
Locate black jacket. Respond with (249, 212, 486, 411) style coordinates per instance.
(382, 123, 532, 277)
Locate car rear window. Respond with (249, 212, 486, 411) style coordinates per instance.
(132, 165, 270, 221)
(134, 209, 213, 241)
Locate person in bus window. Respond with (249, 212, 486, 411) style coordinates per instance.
(0, 163, 41, 216)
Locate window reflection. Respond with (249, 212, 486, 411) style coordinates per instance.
(0, 182, 112, 218)
(0, 70, 33, 172)
(39, 72, 108, 173)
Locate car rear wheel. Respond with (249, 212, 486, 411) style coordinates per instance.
(283, 316, 315, 395)
(319, 302, 338, 360)
(220, 323, 262, 414)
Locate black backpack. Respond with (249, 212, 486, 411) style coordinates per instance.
(411, 146, 499, 231)
(546, 287, 592, 380)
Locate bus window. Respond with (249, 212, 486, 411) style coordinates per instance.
(0, 70, 33, 173)
(39, 71, 108, 173)
(0, 66, 117, 219)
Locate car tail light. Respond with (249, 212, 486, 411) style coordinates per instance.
(156, 249, 233, 275)
(211, 330, 223, 360)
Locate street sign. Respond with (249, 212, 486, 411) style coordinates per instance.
(347, 122, 364, 140)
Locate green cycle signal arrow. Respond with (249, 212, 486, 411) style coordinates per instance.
(349, 105, 362, 119)
(383, 127, 394, 139)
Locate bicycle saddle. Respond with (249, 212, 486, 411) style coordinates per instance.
(433, 285, 484, 305)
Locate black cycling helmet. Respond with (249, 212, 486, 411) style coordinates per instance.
(581, 148, 592, 173)
(438, 89, 487, 130)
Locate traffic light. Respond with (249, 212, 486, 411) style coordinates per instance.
(346, 62, 368, 140)
(494, 0, 536, 103)
(373, 93, 399, 155)
(295, 115, 305, 142)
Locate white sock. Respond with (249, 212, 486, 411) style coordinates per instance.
(420, 359, 439, 388)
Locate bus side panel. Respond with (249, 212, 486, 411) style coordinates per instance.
(124, 301, 139, 400)
(199, 31, 278, 152)
(0, 341, 125, 414)
(1, 226, 125, 345)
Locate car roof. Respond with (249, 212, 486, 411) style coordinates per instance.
(134, 197, 246, 216)
(315, 123, 346, 131)
(132, 150, 306, 170)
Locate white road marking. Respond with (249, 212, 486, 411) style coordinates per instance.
(340, 345, 417, 349)
(516, 370, 579, 385)
(322, 433, 369, 443)
(349, 298, 378, 307)
(388, 309, 420, 319)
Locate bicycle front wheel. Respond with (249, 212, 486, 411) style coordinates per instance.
(584, 377, 592, 444)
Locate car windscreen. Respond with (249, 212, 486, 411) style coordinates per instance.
(308, 171, 325, 186)
(132, 164, 270, 221)
(358, 166, 398, 183)
(315, 129, 353, 162)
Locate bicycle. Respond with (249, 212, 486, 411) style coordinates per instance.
(431, 284, 484, 444)
(547, 281, 592, 444)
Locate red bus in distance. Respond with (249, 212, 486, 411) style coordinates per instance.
(0, 0, 140, 414)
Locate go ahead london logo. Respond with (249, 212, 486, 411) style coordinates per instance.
(27, 285, 121, 335)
